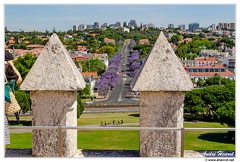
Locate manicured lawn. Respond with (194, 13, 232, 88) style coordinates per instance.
(78, 112, 139, 126)
(77, 130, 139, 150)
(184, 122, 235, 150)
(6, 113, 235, 150)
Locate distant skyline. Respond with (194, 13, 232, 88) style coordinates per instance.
(4, 4, 236, 32)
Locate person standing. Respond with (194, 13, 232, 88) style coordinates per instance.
(4, 49, 22, 153)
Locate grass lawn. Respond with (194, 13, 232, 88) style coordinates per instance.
(6, 112, 235, 150)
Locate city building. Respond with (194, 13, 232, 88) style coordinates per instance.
(230, 23, 235, 29)
(178, 24, 185, 31)
(86, 25, 93, 30)
(102, 23, 109, 28)
(222, 56, 235, 73)
(78, 24, 87, 31)
(168, 24, 174, 29)
(212, 24, 216, 31)
(81, 71, 99, 95)
(115, 22, 122, 27)
(148, 23, 154, 28)
(218, 22, 235, 30)
(185, 64, 235, 81)
(123, 21, 129, 27)
(128, 20, 137, 28)
(188, 22, 199, 32)
(94, 22, 101, 29)
(73, 25, 78, 31)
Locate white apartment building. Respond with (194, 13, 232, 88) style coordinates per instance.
(73, 25, 78, 31)
(78, 24, 87, 31)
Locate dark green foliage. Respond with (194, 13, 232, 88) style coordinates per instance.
(15, 91, 31, 113)
(184, 78, 235, 125)
(81, 58, 106, 75)
(77, 94, 84, 118)
(13, 53, 37, 80)
(97, 45, 116, 59)
(215, 101, 235, 127)
(205, 74, 234, 86)
(78, 84, 90, 99)
(170, 34, 180, 45)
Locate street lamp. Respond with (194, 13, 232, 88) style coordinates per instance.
(88, 50, 91, 101)
(219, 68, 221, 86)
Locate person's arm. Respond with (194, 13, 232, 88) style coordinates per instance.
(7, 60, 22, 84)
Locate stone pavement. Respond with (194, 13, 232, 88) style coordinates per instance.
(5, 149, 204, 157)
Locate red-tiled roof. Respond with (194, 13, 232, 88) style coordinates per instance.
(104, 38, 115, 44)
(89, 54, 104, 59)
(82, 72, 98, 78)
(72, 55, 88, 61)
(188, 69, 235, 77)
(90, 33, 97, 37)
(195, 57, 217, 62)
(139, 39, 149, 44)
(78, 45, 87, 51)
(26, 44, 44, 48)
(184, 38, 192, 42)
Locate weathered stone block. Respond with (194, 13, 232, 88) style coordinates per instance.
(140, 91, 184, 157)
(31, 91, 77, 157)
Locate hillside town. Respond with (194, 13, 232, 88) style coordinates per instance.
(5, 20, 235, 97)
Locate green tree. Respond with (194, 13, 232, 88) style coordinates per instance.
(78, 84, 90, 99)
(13, 53, 38, 80)
(81, 59, 106, 75)
(197, 78, 205, 87)
(184, 89, 206, 114)
(215, 101, 235, 127)
(77, 94, 84, 118)
(97, 45, 116, 59)
(15, 91, 31, 113)
(176, 44, 188, 58)
(170, 34, 180, 45)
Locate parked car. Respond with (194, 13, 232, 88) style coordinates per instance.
(85, 101, 93, 104)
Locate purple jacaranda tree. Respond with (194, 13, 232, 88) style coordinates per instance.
(128, 52, 139, 63)
(97, 53, 122, 98)
(108, 64, 120, 72)
(96, 77, 110, 98)
(101, 71, 120, 88)
(129, 40, 136, 47)
(130, 61, 141, 71)
(109, 54, 121, 67)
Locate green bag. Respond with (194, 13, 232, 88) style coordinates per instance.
(4, 75, 15, 103)
(5, 84, 11, 103)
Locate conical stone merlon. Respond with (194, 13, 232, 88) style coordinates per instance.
(130, 31, 193, 91)
(20, 33, 86, 90)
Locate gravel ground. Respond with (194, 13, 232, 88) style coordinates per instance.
(5, 149, 205, 158)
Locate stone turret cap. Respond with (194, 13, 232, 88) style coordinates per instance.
(130, 31, 193, 91)
(20, 33, 86, 91)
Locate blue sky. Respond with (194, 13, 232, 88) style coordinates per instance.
(4, 4, 236, 32)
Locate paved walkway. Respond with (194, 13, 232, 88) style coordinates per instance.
(5, 149, 205, 157)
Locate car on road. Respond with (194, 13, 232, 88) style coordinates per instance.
(85, 101, 93, 104)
